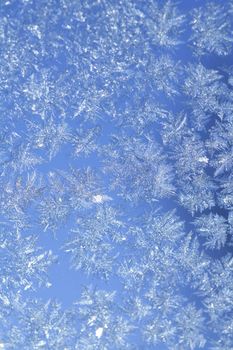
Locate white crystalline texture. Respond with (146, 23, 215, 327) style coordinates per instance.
(191, 3, 233, 56)
(95, 327, 104, 338)
(194, 213, 228, 250)
(92, 194, 112, 203)
(0, 0, 233, 349)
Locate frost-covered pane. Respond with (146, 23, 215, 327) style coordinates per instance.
(0, 0, 233, 349)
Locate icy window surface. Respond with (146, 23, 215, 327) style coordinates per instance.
(0, 0, 233, 349)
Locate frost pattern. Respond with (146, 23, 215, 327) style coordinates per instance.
(0, 0, 233, 349)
